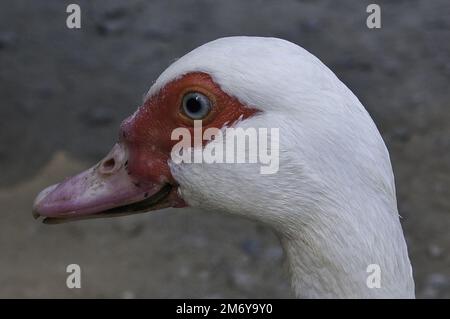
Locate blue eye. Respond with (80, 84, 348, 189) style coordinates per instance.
(182, 92, 211, 120)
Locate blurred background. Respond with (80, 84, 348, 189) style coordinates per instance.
(0, 0, 449, 298)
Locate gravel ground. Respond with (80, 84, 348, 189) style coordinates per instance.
(0, 0, 449, 298)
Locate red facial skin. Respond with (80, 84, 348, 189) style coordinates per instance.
(121, 72, 258, 198)
(33, 72, 259, 221)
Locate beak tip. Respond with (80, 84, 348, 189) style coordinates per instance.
(32, 183, 59, 220)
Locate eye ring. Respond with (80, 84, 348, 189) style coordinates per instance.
(181, 92, 212, 120)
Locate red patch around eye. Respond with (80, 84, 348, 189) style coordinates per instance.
(118, 72, 259, 186)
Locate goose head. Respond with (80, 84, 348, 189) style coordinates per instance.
(33, 36, 414, 298)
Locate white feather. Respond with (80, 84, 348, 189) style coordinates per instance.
(151, 37, 414, 298)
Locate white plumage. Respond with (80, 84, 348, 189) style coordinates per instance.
(157, 37, 415, 298)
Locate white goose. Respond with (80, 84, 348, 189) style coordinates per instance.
(33, 36, 415, 298)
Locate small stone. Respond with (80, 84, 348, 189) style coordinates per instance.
(96, 20, 128, 35)
(96, 7, 129, 36)
(427, 244, 443, 258)
(104, 7, 128, 20)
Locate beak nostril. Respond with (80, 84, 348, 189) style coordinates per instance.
(97, 143, 127, 175)
(100, 158, 116, 173)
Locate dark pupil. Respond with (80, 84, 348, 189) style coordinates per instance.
(186, 96, 202, 114)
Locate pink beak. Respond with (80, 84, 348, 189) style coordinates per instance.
(33, 143, 172, 224)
